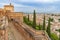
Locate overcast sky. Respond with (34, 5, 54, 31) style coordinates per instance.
(0, 0, 60, 13)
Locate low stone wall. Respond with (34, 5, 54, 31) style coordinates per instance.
(13, 20, 51, 40)
(13, 21, 34, 40)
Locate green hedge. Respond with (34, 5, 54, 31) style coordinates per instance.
(23, 16, 42, 30)
(23, 16, 33, 26)
(51, 33, 59, 40)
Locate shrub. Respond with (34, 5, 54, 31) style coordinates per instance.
(51, 33, 59, 40)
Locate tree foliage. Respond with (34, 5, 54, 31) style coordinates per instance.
(42, 14, 45, 30)
(46, 17, 51, 37)
(28, 14, 29, 21)
(33, 10, 36, 29)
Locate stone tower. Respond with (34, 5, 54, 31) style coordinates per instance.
(4, 3, 14, 12)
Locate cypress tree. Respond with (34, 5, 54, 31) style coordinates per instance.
(33, 10, 36, 29)
(46, 17, 51, 37)
(42, 14, 45, 30)
(28, 14, 29, 21)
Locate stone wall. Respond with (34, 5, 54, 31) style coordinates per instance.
(7, 12, 23, 22)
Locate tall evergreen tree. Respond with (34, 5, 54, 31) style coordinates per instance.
(46, 17, 51, 37)
(28, 14, 29, 21)
(33, 10, 36, 29)
(42, 14, 45, 30)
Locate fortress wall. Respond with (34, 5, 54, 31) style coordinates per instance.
(7, 12, 23, 22)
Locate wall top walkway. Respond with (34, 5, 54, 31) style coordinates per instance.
(13, 19, 51, 40)
(19, 22, 51, 40)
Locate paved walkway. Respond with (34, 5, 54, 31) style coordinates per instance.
(8, 22, 25, 40)
(0, 16, 25, 40)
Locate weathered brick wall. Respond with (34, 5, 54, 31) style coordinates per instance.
(6, 12, 23, 22)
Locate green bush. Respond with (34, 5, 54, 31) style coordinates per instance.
(58, 19, 60, 22)
(23, 16, 42, 30)
(36, 24, 42, 30)
(50, 18, 54, 22)
(23, 16, 33, 26)
(51, 33, 59, 40)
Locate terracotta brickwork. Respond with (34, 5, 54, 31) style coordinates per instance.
(0, 3, 23, 22)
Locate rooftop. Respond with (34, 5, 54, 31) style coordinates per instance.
(4, 3, 14, 7)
